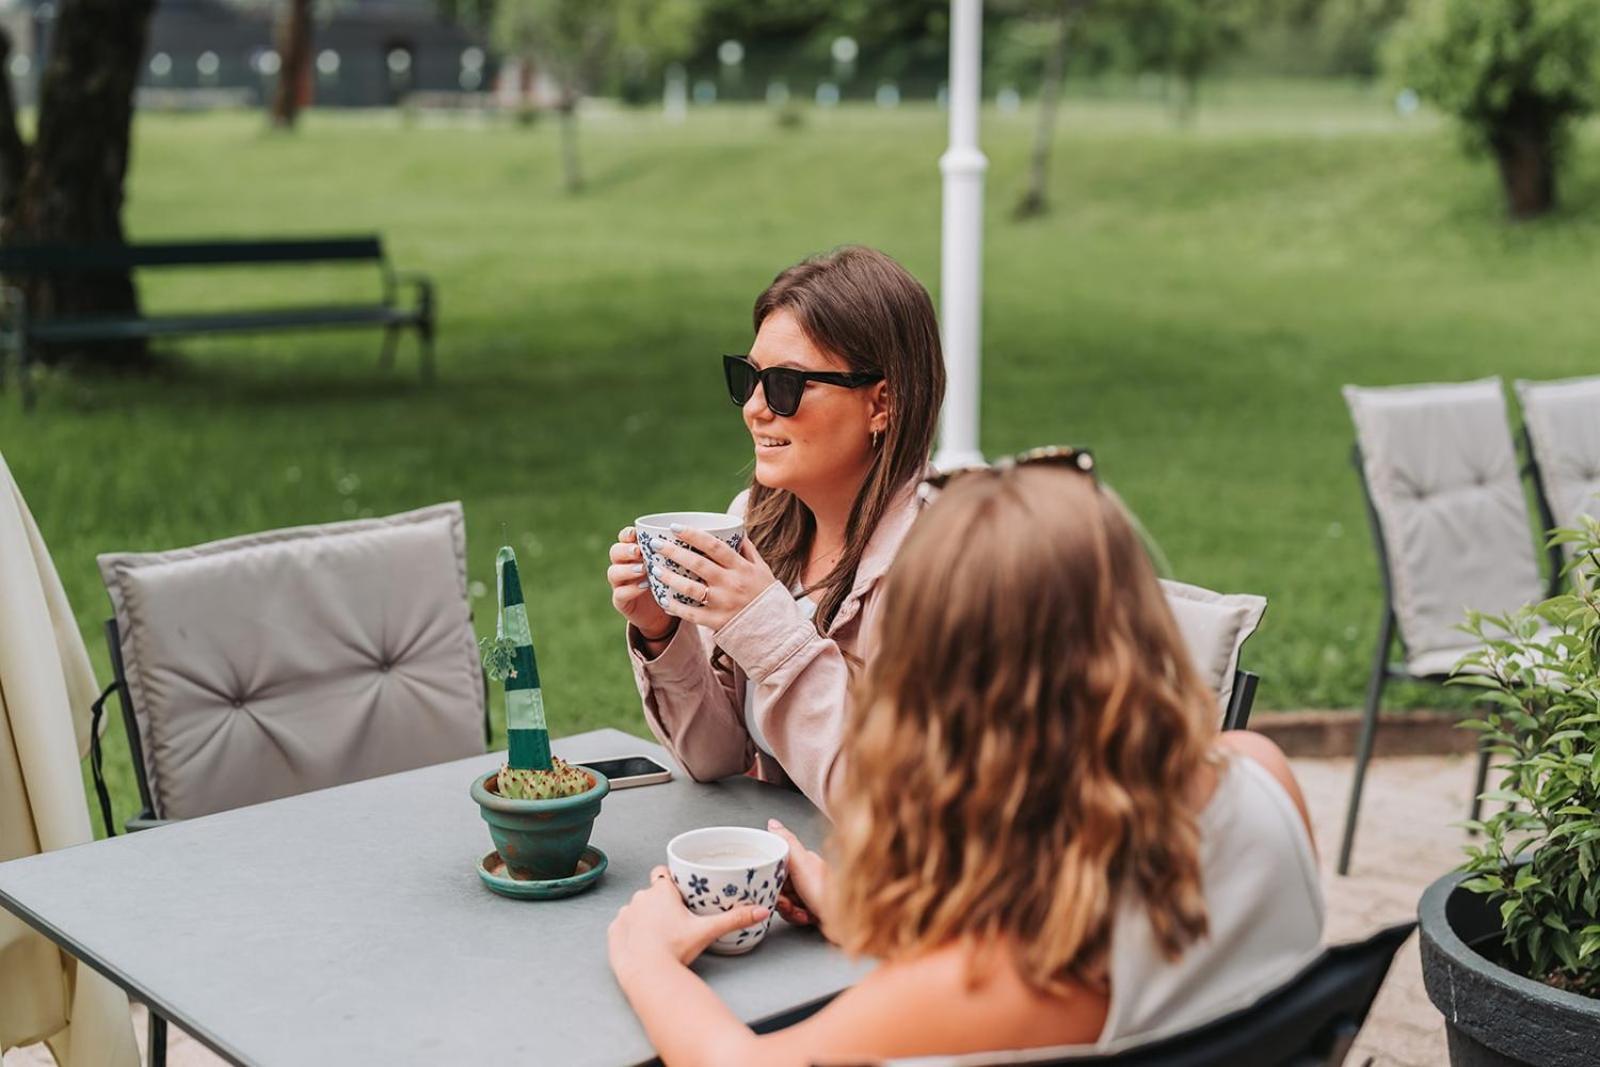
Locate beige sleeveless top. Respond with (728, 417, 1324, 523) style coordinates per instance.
(1094, 751, 1324, 1049)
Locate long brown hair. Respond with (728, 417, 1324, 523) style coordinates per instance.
(744, 246, 945, 630)
(829, 467, 1217, 994)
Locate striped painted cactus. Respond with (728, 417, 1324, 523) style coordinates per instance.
(483, 545, 553, 775)
(481, 546, 595, 800)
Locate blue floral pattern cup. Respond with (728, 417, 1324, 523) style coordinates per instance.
(667, 826, 789, 955)
(634, 512, 745, 611)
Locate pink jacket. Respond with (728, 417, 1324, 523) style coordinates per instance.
(628, 479, 923, 812)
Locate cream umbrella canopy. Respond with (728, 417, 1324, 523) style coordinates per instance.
(0, 452, 139, 1067)
(933, 0, 988, 469)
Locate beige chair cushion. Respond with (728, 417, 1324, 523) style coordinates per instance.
(1516, 375, 1600, 546)
(98, 502, 484, 820)
(1344, 379, 1544, 677)
(1160, 579, 1266, 711)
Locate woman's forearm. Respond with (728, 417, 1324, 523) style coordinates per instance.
(615, 953, 762, 1067)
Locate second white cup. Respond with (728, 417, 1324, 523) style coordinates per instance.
(667, 826, 788, 955)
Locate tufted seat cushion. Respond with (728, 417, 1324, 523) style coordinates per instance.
(1515, 375, 1600, 555)
(1344, 379, 1545, 678)
(1160, 579, 1266, 713)
(98, 502, 484, 820)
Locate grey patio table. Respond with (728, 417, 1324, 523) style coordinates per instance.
(0, 727, 870, 1066)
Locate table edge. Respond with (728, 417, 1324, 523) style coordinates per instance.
(0, 880, 253, 1066)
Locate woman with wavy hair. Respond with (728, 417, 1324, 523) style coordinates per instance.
(605, 246, 945, 810)
(607, 458, 1324, 1063)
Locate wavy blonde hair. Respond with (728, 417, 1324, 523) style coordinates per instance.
(829, 466, 1217, 994)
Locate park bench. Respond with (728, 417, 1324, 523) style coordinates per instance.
(0, 235, 434, 410)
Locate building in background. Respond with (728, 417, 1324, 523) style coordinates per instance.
(0, 0, 495, 109)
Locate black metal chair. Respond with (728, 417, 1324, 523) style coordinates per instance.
(1337, 380, 1550, 876)
(816, 923, 1416, 1067)
(1335, 446, 1500, 876)
(87, 614, 492, 1067)
(87, 504, 491, 1067)
(1515, 374, 1600, 590)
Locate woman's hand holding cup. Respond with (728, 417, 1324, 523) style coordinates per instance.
(645, 524, 777, 632)
(768, 819, 833, 938)
(608, 527, 677, 642)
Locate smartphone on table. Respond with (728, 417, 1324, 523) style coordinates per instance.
(579, 755, 673, 789)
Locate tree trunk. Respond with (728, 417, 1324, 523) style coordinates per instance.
(1, 0, 156, 368)
(271, 0, 314, 129)
(0, 29, 30, 228)
(1174, 68, 1199, 127)
(1015, 3, 1074, 220)
(558, 96, 583, 193)
(1492, 122, 1557, 221)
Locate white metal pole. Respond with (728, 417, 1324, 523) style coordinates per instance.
(933, 0, 987, 470)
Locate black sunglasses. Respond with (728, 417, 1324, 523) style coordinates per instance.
(918, 445, 1096, 505)
(723, 355, 884, 418)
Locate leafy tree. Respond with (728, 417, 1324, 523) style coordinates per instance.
(1002, 0, 1250, 216)
(1312, 0, 1408, 78)
(1390, 0, 1600, 220)
(1115, 0, 1255, 124)
(818, 0, 952, 80)
(494, 0, 702, 192)
(998, 0, 1098, 219)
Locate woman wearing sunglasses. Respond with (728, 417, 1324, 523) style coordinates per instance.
(606, 246, 946, 811)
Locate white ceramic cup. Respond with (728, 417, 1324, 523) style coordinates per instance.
(634, 512, 745, 611)
(666, 826, 789, 955)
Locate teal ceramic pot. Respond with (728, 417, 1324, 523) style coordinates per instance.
(470, 767, 610, 881)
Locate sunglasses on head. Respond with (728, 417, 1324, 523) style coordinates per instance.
(918, 445, 1096, 505)
(723, 355, 884, 418)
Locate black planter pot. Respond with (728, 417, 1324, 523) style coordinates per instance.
(1419, 870, 1600, 1066)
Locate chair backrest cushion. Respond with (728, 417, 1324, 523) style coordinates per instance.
(1515, 375, 1600, 543)
(1344, 378, 1543, 663)
(98, 502, 484, 820)
(1160, 579, 1266, 712)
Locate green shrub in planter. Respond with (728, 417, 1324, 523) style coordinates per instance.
(1452, 518, 1600, 997)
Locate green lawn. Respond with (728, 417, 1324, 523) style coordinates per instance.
(5, 87, 1598, 832)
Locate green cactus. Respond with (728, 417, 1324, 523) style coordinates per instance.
(497, 756, 593, 801)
